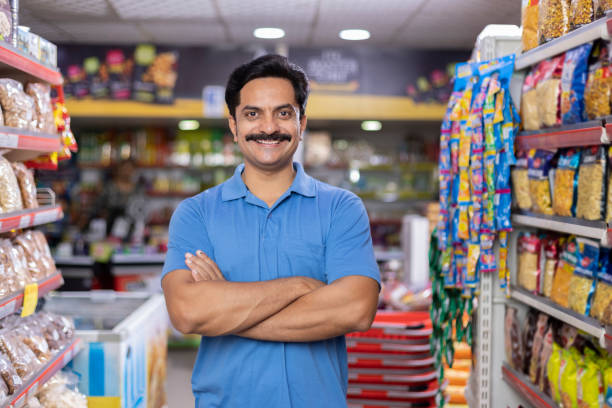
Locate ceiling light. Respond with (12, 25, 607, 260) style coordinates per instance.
(361, 120, 382, 131)
(339, 29, 370, 41)
(178, 120, 200, 131)
(254, 27, 285, 39)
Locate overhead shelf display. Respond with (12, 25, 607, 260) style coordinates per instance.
(0, 43, 62, 86)
(9, 338, 82, 408)
(0, 272, 63, 321)
(0, 126, 61, 162)
(516, 120, 608, 150)
(515, 13, 612, 70)
(501, 363, 557, 408)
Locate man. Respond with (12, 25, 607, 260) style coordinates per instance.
(162, 54, 380, 407)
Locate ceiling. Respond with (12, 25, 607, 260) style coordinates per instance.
(20, 0, 520, 50)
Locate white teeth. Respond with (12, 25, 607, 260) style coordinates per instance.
(255, 140, 280, 145)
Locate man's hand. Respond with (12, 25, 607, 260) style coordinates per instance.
(185, 250, 225, 281)
(186, 249, 325, 291)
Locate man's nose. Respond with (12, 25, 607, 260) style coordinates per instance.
(260, 113, 281, 134)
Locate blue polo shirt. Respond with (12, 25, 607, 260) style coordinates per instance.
(162, 162, 380, 408)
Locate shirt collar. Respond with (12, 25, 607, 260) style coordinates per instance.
(221, 162, 316, 202)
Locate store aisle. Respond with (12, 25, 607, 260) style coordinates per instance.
(167, 348, 197, 408)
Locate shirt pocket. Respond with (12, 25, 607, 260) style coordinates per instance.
(277, 241, 326, 282)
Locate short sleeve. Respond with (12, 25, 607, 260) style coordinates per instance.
(324, 193, 380, 286)
(162, 198, 214, 280)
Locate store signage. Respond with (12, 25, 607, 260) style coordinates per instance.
(202, 85, 226, 118)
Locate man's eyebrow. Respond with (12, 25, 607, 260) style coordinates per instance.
(275, 104, 295, 111)
(241, 105, 261, 112)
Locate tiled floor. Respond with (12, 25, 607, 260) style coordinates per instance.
(167, 348, 198, 408)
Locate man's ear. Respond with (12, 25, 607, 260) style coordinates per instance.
(228, 116, 237, 142)
(299, 115, 307, 141)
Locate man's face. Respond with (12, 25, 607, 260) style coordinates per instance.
(228, 77, 306, 173)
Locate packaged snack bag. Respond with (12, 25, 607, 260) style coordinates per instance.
(539, 0, 571, 43)
(551, 236, 579, 308)
(584, 40, 612, 120)
(576, 145, 607, 221)
(522, 0, 539, 52)
(512, 150, 533, 210)
(518, 233, 542, 292)
(528, 149, 555, 215)
(568, 237, 600, 315)
(553, 148, 580, 217)
(561, 43, 593, 124)
(536, 55, 564, 127)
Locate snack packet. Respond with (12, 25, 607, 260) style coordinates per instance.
(592, 248, 612, 323)
(529, 313, 549, 384)
(542, 236, 562, 297)
(548, 343, 563, 403)
(521, 66, 541, 130)
(584, 40, 612, 120)
(522, 0, 539, 52)
(505, 306, 523, 371)
(536, 55, 564, 127)
(551, 236, 579, 308)
(576, 145, 607, 221)
(553, 148, 580, 217)
(559, 347, 580, 408)
(568, 237, 600, 315)
(528, 149, 555, 215)
(561, 43, 593, 124)
(518, 233, 542, 292)
(570, 0, 594, 30)
(539, 0, 570, 43)
(512, 150, 532, 210)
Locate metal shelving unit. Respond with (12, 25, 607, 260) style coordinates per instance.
(501, 363, 558, 408)
(511, 212, 610, 244)
(8, 338, 82, 407)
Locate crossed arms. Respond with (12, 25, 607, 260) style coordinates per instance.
(161, 251, 379, 342)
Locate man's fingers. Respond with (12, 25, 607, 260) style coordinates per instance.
(196, 250, 225, 281)
(185, 253, 215, 281)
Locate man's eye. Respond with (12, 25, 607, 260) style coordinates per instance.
(279, 110, 291, 117)
(246, 111, 257, 118)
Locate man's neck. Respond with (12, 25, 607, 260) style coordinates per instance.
(242, 162, 296, 207)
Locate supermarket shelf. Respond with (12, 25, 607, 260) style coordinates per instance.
(374, 250, 404, 262)
(0, 42, 62, 86)
(68, 95, 447, 121)
(515, 13, 612, 70)
(501, 363, 558, 408)
(146, 191, 196, 199)
(511, 212, 608, 243)
(9, 337, 82, 408)
(516, 120, 606, 150)
(0, 205, 63, 233)
(510, 286, 611, 349)
(54, 253, 166, 266)
(0, 272, 64, 320)
(0, 126, 61, 162)
(111, 253, 166, 264)
(79, 162, 236, 171)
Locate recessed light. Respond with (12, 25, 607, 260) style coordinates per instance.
(178, 120, 200, 131)
(339, 29, 370, 41)
(254, 27, 285, 39)
(361, 120, 382, 131)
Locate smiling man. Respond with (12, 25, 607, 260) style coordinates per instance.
(161, 54, 380, 408)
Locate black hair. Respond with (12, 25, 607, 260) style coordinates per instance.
(225, 54, 309, 118)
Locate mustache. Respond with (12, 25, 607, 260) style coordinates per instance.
(245, 132, 292, 142)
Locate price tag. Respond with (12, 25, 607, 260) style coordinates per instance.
(21, 283, 38, 317)
(0, 132, 19, 148)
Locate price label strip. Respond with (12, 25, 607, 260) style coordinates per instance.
(21, 283, 38, 317)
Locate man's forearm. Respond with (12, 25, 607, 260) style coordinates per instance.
(237, 276, 379, 342)
(162, 269, 319, 337)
